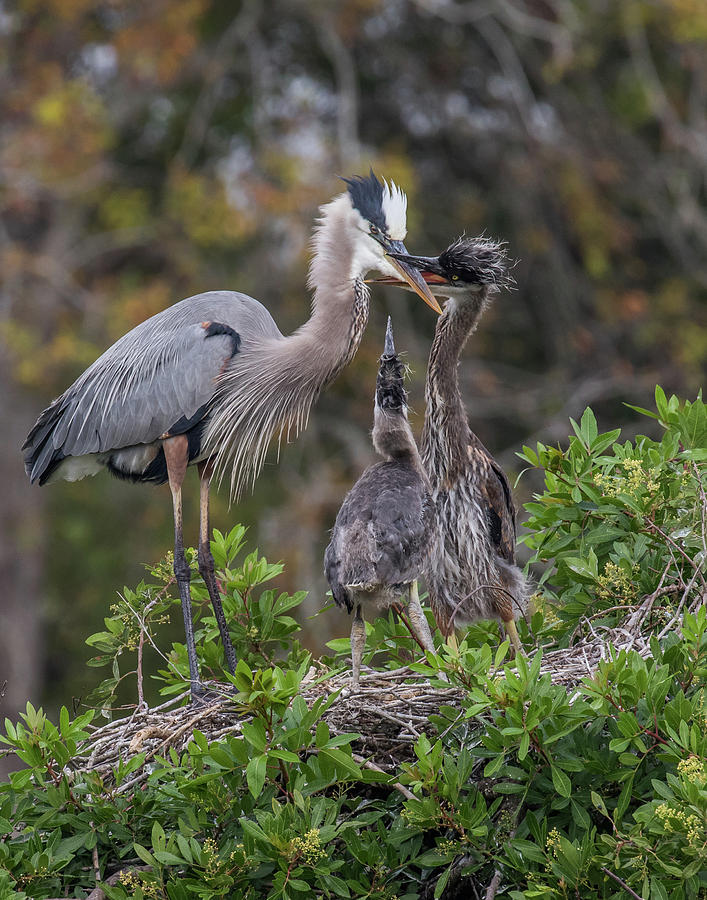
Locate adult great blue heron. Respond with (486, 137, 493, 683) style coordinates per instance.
(23, 172, 441, 698)
(324, 318, 435, 687)
(383, 237, 528, 651)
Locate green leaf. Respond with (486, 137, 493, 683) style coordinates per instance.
(551, 766, 571, 798)
(153, 850, 185, 865)
(320, 748, 361, 778)
(241, 721, 267, 752)
(591, 791, 608, 815)
(484, 753, 505, 777)
(655, 385, 668, 420)
(519, 731, 530, 761)
(580, 407, 598, 445)
(570, 800, 590, 830)
(494, 640, 510, 668)
(615, 775, 634, 822)
(434, 864, 452, 898)
(246, 754, 267, 799)
(133, 843, 157, 866)
(151, 820, 166, 851)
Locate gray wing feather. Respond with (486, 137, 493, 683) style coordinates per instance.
(325, 461, 432, 597)
(25, 291, 282, 479)
(54, 324, 230, 454)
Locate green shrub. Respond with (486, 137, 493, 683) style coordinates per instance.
(1, 389, 705, 899)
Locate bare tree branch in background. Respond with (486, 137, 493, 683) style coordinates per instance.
(623, 11, 707, 165)
(178, 0, 262, 167)
(312, 10, 360, 168)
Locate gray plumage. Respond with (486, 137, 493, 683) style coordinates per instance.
(23, 173, 438, 700)
(389, 237, 529, 650)
(324, 319, 435, 685)
(324, 460, 433, 611)
(24, 293, 274, 485)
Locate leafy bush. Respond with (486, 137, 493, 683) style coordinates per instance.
(519, 386, 705, 645)
(1, 389, 705, 899)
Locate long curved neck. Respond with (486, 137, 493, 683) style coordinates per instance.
(208, 196, 372, 497)
(422, 291, 489, 483)
(293, 193, 372, 381)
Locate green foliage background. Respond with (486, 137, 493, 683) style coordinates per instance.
(1, 393, 705, 898)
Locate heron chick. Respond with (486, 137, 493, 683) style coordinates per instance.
(324, 318, 436, 687)
(382, 237, 529, 652)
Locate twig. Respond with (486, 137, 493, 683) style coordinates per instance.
(484, 868, 502, 900)
(92, 842, 101, 884)
(645, 520, 706, 589)
(351, 753, 414, 800)
(359, 703, 421, 739)
(392, 602, 429, 654)
(694, 461, 707, 558)
(601, 866, 645, 900)
(657, 568, 703, 639)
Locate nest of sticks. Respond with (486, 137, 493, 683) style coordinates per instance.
(69, 602, 668, 790)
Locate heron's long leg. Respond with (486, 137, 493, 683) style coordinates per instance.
(503, 617, 523, 655)
(350, 604, 366, 689)
(197, 461, 237, 675)
(164, 436, 200, 693)
(406, 581, 435, 654)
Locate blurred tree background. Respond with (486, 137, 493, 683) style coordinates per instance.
(0, 0, 705, 730)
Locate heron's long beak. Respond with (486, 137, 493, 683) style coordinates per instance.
(385, 242, 442, 314)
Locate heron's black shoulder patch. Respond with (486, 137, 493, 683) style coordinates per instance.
(165, 402, 210, 437)
(342, 170, 387, 233)
(202, 321, 241, 358)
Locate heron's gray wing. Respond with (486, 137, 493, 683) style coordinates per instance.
(326, 461, 431, 591)
(470, 433, 517, 564)
(324, 539, 353, 612)
(370, 464, 433, 584)
(24, 321, 239, 482)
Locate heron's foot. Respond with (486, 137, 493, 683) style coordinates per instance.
(189, 681, 234, 707)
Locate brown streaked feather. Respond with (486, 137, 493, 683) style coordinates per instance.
(470, 433, 517, 565)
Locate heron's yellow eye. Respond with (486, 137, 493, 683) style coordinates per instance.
(452, 274, 459, 281)
(370, 225, 378, 234)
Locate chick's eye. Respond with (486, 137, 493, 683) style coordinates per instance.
(369, 224, 378, 234)
(451, 274, 459, 281)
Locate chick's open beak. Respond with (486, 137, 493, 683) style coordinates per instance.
(385, 242, 442, 314)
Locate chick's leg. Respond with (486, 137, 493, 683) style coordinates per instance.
(406, 581, 435, 654)
(350, 604, 366, 689)
(503, 617, 523, 655)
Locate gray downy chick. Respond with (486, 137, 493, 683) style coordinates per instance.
(324, 318, 435, 687)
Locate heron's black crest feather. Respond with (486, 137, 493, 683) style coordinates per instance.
(342, 170, 387, 233)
